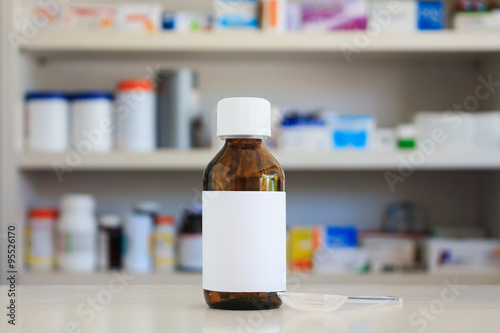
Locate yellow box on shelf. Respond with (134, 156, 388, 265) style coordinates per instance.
(288, 226, 319, 272)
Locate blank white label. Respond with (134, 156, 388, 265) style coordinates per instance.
(203, 191, 286, 292)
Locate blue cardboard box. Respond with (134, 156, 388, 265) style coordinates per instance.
(214, 0, 259, 30)
(418, 1, 445, 30)
(323, 226, 358, 248)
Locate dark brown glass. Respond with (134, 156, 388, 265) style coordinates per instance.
(203, 138, 285, 310)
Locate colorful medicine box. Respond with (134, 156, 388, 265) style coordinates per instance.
(213, 0, 259, 30)
(279, 114, 330, 151)
(301, 0, 368, 31)
(322, 226, 358, 248)
(425, 239, 500, 274)
(313, 226, 367, 274)
(417, 1, 445, 30)
(288, 227, 319, 272)
(115, 4, 161, 33)
(454, 10, 500, 31)
(369, 1, 417, 32)
(326, 115, 375, 150)
(64, 4, 115, 30)
(162, 11, 211, 32)
(28, 1, 64, 30)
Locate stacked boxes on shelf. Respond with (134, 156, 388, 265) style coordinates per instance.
(16, 1, 500, 34)
(287, 201, 500, 274)
(277, 109, 500, 152)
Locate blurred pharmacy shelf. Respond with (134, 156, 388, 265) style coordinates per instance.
(20, 31, 500, 55)
(17, 148, 500, 171)
(19, 271, 500, 285)
(4, 0, 500, 284)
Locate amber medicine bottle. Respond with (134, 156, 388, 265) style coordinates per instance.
(203, 97, 286, 310)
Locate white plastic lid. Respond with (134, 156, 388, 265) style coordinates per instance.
(99, 214, 121, 228)
(396, 123, 416, 139)
(136, 201, 160, 214)
(217, 97, 272, 138)
(61, 194, 95, 212)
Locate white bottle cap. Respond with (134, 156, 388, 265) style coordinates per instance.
(99, 214, 121, 228)
(396, 123, 416, 139)
(217, 97, 272, 138)
(61, 194, 95, 211)
(135, 201, 160, 214)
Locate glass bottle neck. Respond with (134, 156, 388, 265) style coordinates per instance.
(221, 135, 267, 140)
(223, 137, 265, 149)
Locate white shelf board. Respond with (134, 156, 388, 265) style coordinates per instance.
(19, 271, 500, 285)
(20, 31, 500, 54)
(16, 149, 500, 171)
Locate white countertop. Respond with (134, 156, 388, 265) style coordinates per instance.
(19, 271, 500, 285)
(2, 283, 499, 333)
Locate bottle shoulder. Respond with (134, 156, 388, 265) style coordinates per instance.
(203, 143, 284, 191)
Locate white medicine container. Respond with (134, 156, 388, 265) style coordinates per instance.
(57, 194, 98, 273)
(71, 92, 114, 153)
(26, 92, 69, 152)
(115, 79, 156, 152)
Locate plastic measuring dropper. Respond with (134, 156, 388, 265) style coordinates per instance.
(277, 292, 403, 312)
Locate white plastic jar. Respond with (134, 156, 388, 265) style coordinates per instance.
(124, 212, 154, 273)
(154, 215, 176, 272)
(123, 202, 157, 273)
(71, 92, 114, 153)
(57, 194, 97, 272)
(26, 91, 69, 152)
(28, 207, 58, 271)
(115, 80, 156, 152)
